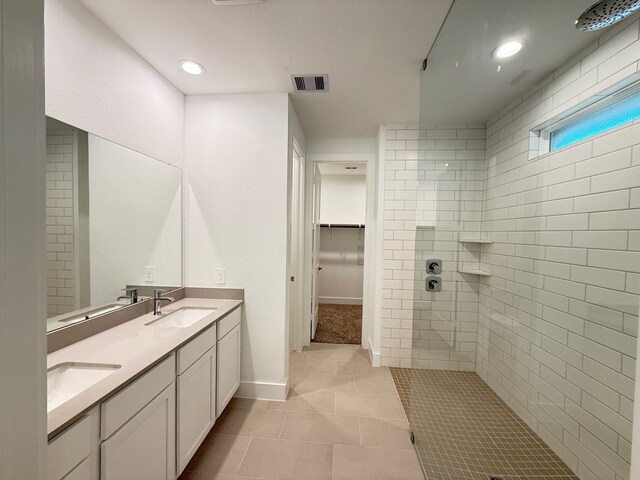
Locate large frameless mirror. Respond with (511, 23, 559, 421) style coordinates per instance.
(46, 117, 182, 333)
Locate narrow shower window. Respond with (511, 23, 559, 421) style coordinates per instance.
(550, 88, 640, 151)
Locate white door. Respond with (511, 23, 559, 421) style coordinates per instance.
(311, 164, 322, 339)
(177, 346, 216, 475)
(288, 146, 306, 349)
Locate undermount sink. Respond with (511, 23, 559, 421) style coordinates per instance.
(145, 307, 217, 329)
(47, 362, 121, 412)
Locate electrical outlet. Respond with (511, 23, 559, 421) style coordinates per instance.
(145, 266, 155, 283)
(216, 268, 226, 285)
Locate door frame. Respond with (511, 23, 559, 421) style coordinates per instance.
(288, 139, 306, 352)
(301, 151, 377, 353)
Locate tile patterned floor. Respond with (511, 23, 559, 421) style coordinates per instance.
(179, 343, 423, 480)
(390, 368, 579, 480)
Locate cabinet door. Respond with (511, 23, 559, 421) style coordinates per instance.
(101, 383, 176, 480)
(61, 458, 90, 480)
(177, 346, 216, 475)
(217, 324, 241, 416)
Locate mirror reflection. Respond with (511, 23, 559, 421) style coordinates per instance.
(46, 117, 182, 332)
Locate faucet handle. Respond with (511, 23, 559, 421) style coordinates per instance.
(153, 288, 172, 296)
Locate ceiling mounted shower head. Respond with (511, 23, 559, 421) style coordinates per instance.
(576, 0, 640, 31)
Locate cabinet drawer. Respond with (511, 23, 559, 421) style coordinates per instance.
(177, 325, 216, 375)
(101, 354, 175, 440)
(217, 307, 241, 341)
(48, 415, 91, 480)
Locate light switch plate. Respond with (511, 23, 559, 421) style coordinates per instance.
(216, 268, 226, 285)
(145, 266, 155, 283)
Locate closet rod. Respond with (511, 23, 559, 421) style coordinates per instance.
(319, 224, 365, 229)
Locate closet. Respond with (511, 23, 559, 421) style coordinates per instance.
(313, 163, 366, 345)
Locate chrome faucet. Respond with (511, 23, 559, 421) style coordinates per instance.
(153, 289, 175, 315)
(117, 288, 139, 304)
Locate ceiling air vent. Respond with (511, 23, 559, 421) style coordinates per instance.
(211, 0, 264, 5)
(291, 74, 329, 93)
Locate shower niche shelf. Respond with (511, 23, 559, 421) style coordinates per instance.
(458, 268, 492, 276)
(459, 238, 493, 244)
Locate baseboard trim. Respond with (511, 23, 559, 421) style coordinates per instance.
(368, 337, 381, 367)
(235, 380, 288, 401)
(319, 297, 363, 305)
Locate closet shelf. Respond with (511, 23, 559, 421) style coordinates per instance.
(458, 268, 492, 276)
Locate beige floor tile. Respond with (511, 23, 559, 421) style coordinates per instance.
(183, 434, 252, 475)
(292, 372, 355, 393)
(304, 346, 357, 362)
(238, 438, 333, 480)
(354, 375, 399, 396)
(351, 348, 372, 364)
(212, 408, 286, 438)
(280, 411, 360, 445)
(228, 397, 269, 409)
(289, 352, 304, 372)
(179, 472, 255, 480)
(291, 359, 338, 375)
(336, 360, 391, 377)
(335, 393, 406, 419)
(332, 445, 424, 480)
(266, 389, 335, 414)
(358, 417, 413, 450)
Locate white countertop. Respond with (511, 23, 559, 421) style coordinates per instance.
(47, 297, 243, 437)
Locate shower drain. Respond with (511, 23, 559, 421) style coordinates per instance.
(490, 477, 504, 480)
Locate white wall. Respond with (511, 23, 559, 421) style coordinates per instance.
(318, 227, 365, 304)
(380, 124, 486, 368)
(379, 16, 640, 480)
(0, 0, 47, 478)
(477, 20, 640, 480)
(45, 0, 185, 168)
(319, 174, 366, 225)
(185, 93, 291, 400)
(89, 135, 182, 306)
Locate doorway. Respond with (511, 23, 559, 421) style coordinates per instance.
(311, 162, 366, 345)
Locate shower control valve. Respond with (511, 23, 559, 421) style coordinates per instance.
(426, 259, 442, 274)
(426, 276, 442, 293)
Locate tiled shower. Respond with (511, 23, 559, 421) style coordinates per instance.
(385, 2, 640, 479)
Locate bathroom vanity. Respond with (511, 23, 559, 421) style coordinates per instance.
(46, 296, 243, 480)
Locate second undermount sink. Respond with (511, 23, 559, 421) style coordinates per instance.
(145, 307, 217, 329)
(47, 362, 121, 412)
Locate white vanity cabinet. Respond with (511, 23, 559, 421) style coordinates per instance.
(48, 304, 244, 480)
(48, 408, 99, 480)
(100, 355, 176, 480)
(176, 326, 217, 475)
(216, 307, 241, 415)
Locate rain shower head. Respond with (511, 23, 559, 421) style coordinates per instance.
(576, 0, 640, 31)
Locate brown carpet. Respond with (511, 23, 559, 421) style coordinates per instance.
(314, 303, 362, 344)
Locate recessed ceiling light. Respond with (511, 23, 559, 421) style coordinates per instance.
(179, 60, 206, 75)
(493, 41, 523, 59)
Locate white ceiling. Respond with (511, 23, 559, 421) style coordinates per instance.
(421, 0, 610, 124)
(77, 0, 453, 138)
